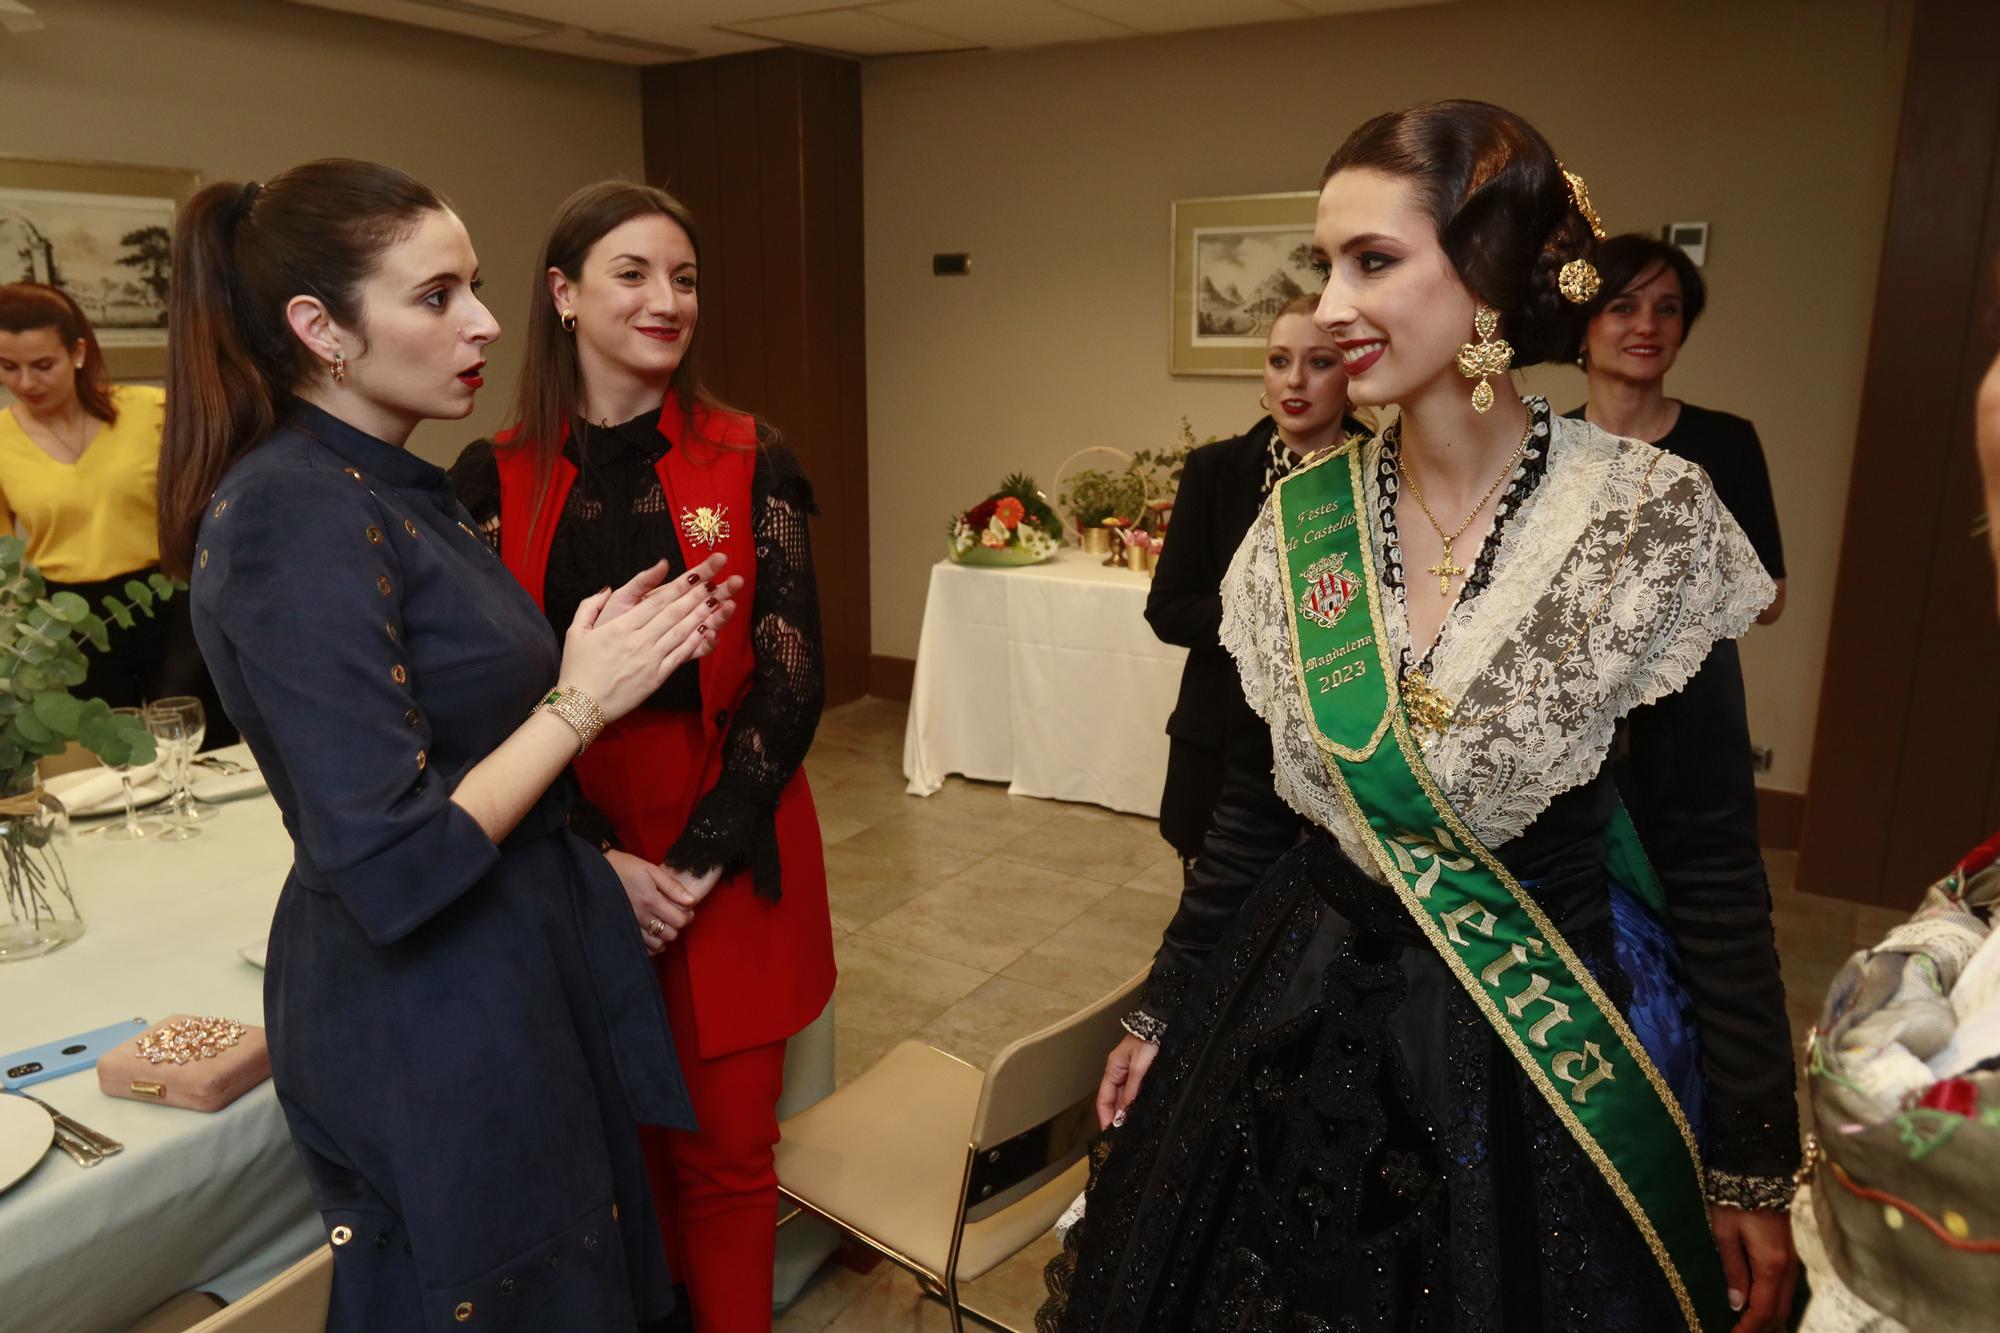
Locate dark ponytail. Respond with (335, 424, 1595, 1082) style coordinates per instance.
(1322, 100, 1599, 368)
(158, 159, 445, 577)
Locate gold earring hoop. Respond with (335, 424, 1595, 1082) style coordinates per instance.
(560, 309, 577, 333)
(330, 353, 348, 385)
(1259, 392, 1271, 412)
(1455, 305, 1512, 414)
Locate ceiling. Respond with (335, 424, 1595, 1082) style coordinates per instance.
(280, 0, 1452, 66)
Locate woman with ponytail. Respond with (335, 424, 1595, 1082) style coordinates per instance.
(161, 159, 740, 1331)
(1047, 103, 1798, 1332)
(449, 180, 833, 1333)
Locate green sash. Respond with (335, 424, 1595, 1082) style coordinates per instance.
(1272, 444, 1729, 1331)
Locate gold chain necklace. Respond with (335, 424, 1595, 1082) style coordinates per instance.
(1396, 417, 1532, 596)
(24, 407, 90, 463)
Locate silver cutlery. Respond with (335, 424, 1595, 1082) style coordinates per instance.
(192, 755, 248, 776)
(5, 1089, 123, 1163)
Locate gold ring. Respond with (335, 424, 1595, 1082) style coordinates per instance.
(645, 916, 667, 936)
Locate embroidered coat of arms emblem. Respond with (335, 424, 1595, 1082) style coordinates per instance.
(1299, 551, 1359, 629)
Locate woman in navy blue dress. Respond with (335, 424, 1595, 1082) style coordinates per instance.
(157, 159, 740, 1331)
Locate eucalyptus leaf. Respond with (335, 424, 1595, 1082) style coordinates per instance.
(123, 581, 155, 613)
(31, 692, 82, 734)
(46, 592, 88, 623)
(12, 712, 51, 746)
(78, 613, 109, 653)
(106, 605, 133, 631)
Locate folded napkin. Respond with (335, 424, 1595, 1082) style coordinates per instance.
(51, 763, 159, 813)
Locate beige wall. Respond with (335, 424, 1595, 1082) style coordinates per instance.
(0, 0, 642, 462)
(862, 0, 1911, 794)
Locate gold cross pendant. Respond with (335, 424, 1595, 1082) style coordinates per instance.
(1426, 538, 1464, 596)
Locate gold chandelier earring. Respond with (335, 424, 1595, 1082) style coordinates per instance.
(1455, 305, 1512, 414)
(330, 352, 348, 384)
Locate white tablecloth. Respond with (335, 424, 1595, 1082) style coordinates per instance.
(902, 550, 1187, 817)
(0, 748, 320, 1333)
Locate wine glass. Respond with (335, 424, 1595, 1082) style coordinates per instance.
(148, 696, 217, 823)
(102, 706, 165, 843)
(143, 707, 200, 842)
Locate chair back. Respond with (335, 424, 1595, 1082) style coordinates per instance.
(192, 1246, 332, 1331)
(961, 969, 1144, 1221)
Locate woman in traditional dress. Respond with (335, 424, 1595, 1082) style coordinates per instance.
(1047, 101, 1799, 1333)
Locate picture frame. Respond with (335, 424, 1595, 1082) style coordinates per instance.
(0, 156, 202, 380)
(1168, 191, 1319, 377)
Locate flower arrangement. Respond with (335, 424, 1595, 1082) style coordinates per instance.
(948, 474, 1062, 567)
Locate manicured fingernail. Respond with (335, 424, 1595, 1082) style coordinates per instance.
(1727, 1289, 1744, 1312)
(705, 596, 718, 608)
(700, 624, 713, 636)
(1111, 1109, 1126, 1128)
(685, 572, 701, 584)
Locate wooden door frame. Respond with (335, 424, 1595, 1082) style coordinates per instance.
(1798, 0, 2000, 904)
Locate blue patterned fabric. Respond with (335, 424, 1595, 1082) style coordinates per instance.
(1607, 878, 1708, 1148)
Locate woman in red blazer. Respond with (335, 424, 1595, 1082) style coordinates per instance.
(451, 181, 834, 1333)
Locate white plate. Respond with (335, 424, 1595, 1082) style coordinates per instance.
(45, 767, 172, 819)
(0, 1095, 54, 1194)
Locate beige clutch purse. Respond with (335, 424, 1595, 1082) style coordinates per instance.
(97, 1014, 270, 1112)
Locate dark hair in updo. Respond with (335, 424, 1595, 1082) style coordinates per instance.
(1321, 100, 1598, 369)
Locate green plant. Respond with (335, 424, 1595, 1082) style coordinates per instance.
(1059, 467, 1146, 530)
(0, 535, 168, 782)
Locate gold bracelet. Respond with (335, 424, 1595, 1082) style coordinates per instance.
(537, 686, 606, 752)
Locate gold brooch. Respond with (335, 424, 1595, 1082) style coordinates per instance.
(137, 1016, 247, 1065)
(1558, 258, 1602, 305)
(1401, 669, 1455, 739)
(679, 504, 730, 549)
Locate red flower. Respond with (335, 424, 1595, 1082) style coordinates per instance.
(965, 499, 999, 530)
(994, 497, 1025, 529)
(1919, 1077, 1981, 1118)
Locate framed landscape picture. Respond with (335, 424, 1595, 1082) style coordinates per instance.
(1169, 191, 1319, 377)
(0, 156, 201, 380)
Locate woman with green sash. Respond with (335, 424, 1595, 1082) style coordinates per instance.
(1044, 101, 1799, 1333)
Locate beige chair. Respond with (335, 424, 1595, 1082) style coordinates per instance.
(775, 970, 1144, 1332)
(188, 1246, 332, 1332)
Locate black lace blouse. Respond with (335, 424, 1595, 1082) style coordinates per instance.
(449, 412, 825, 897)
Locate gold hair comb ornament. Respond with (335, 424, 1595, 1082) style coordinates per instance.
(1559, 259, 1602, 305)
(1555, 164, 1607, 305)
(1560, 166, 1608, 240)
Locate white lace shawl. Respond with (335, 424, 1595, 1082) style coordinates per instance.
(1218, 411, 1774, 876)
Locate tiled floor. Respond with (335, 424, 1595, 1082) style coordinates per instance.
(776, 697, 1906, 1332)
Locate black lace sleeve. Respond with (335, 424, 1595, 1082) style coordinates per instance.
(1138, 707, 1304, 1025)
(1622, 639, 1801, 1207)
(664, 428, 826, 899)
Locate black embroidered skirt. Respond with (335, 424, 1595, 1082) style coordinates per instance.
(1041, 833, 1690, 1332)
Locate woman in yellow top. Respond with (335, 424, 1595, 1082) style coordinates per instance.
(0, 282, 226, 732)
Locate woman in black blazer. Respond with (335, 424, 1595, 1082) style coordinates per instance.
(1146, 295, 1363, 867)
(1092, 299, 1363, 1125)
